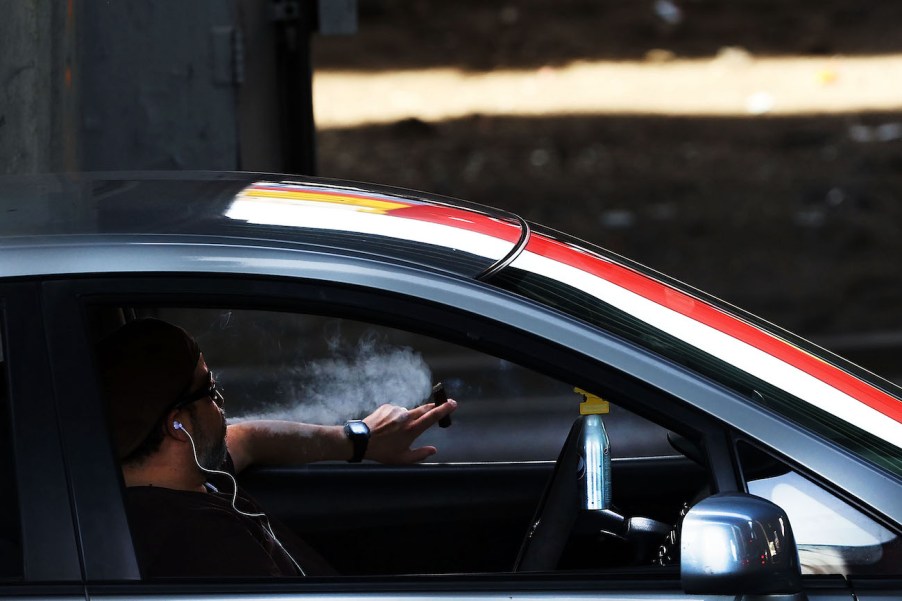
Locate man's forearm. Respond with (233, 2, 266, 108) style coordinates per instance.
(227, 421, 353, 473)
(227, 400, 456, 471)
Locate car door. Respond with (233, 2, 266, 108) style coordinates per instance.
(41, 274, 878, 600)
(0, 281, 85, 599)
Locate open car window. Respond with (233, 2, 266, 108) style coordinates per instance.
(89, 303, 708, 578)
(148, 307, 678, 463)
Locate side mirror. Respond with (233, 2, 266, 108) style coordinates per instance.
(681, 493, 804, 598)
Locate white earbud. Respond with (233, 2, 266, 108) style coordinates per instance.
(173, 420, 184, 431)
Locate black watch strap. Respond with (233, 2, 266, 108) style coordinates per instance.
(344, 420, 370, 463)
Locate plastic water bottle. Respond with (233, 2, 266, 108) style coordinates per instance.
(580, 414, 612, 510)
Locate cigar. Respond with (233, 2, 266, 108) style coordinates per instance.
(432, 382, 452, 428)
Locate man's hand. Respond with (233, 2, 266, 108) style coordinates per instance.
(363, 399, 458, 464)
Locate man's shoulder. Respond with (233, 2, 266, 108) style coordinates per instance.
(126, 486, 266, 560)
(125, 486, 291, 578)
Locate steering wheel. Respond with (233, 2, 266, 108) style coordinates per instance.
(514, 416, 670, 571)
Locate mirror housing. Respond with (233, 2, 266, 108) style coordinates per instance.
(681, 493, 804, 597)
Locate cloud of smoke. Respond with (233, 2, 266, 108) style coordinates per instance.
(229, 331, 433, 425)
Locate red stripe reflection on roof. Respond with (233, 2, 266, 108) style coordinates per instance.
(526, 234, 902, 424)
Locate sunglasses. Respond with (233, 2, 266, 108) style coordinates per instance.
(173, 371, 225, 410)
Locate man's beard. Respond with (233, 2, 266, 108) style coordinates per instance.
(194, 410, 228, 471)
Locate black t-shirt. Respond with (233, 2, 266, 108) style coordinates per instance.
(125, 458, 335, 578)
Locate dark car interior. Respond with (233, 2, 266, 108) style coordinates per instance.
(240, 443, 707, 575)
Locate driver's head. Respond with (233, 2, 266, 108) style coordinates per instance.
(96, 318, 200, 462)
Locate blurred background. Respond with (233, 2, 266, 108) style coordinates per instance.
(3, 0, 902, 382)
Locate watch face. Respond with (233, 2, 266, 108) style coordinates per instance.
(347, 421, 369, 437)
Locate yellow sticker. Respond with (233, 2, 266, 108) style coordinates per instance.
(575, 387, 610, 415)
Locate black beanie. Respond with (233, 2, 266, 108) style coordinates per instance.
(96, 319, 200, 460)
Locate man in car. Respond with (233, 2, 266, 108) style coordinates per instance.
(96, 318, 457, 579)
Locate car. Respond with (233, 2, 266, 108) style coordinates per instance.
(0, 171, 899, 600)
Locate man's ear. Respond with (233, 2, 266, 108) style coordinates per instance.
(166, 410, 188, 439)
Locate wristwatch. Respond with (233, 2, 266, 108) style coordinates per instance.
(343, 420, 370, 463)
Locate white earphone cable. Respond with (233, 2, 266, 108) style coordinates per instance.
(175, 421, 307, 576)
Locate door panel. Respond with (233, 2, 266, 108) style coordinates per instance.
(238, 456, 707, 575)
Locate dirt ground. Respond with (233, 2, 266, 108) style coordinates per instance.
(311, 1, 902, 346)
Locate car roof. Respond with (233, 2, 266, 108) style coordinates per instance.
(0, 172, 528, 280)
